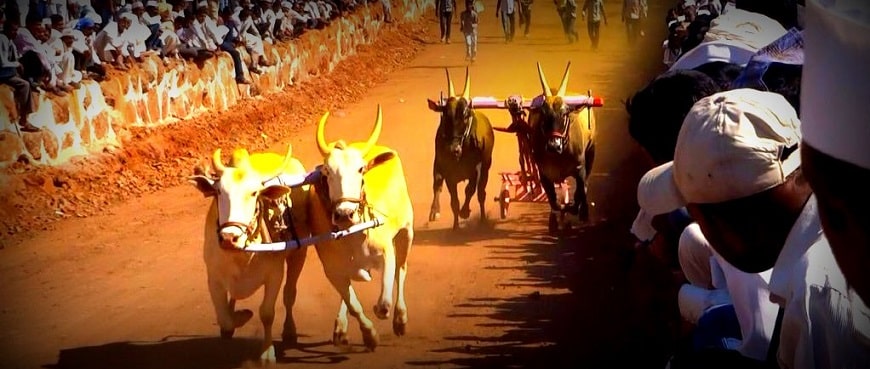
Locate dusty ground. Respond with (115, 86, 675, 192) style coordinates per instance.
(0, 1, 678, 368)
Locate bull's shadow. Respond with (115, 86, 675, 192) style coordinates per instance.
(415, 209, 553, 247)
(42, 336, 354, 369)
(405, 218, 680, 369)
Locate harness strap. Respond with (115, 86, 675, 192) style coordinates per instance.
(282, 204, 302, 249)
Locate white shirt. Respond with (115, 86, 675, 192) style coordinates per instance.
(768, 195, 870, 369)
(0, 34, 21, 70)
(668, 39, 758, 71)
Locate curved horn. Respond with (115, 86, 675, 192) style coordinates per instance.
(461, 66, 471, 100)
(270, 144, 294, 178)
(557, 61, 571, 97)
(360, 105, 383, 157)
(316, 111, 331, 157)
(537, 62, 552, 97)
(212, 149, 226, 174)
(445, 68, 456, 97)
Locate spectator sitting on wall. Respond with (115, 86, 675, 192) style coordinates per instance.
(93, 12, 135, 70)
(237, 7, 270, 73)
(253, 0, 276, 44)
(0, 20, 41, 133)
(157, 2, 181, 59)
(139, 1, 165, 53)
(175, 14, 215, 63)
(72, 17, 107, 81)
(217, 6, 250, 84)
(14, 14, 65, 96)
(56, 28, 83, 90)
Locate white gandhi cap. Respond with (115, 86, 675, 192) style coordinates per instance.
(800, 0, 870, 170)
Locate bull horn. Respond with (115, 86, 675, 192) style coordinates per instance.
(557, 61, 571, 97)
(537, 62, 552, 97)
(271, 144, 294, 178)
(461, 66, 471, 100)
(445, 68, 456, 97)
(360, 105, 383, 157)
(212, 149, 226, 175)
(316, 111, 331, 157)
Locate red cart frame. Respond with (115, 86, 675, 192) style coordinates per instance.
(471, 93, 604, 219)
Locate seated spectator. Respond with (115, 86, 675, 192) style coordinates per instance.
(291, 1, 317, 31)
(254, 0, 277, 43)
(56, 28, 83, 90)
(237, 8, 270, 73)
(93, 12, 136, 70)
(217, 6, 250, 84)
(801, 0, 870, 313)
(14, 14, 64, 96)
(175, 14, 215, 62)
(72, 17, 107, 81)
(0, 21, 40, 133)
(140, 1, 165, 53)
(157, 2, 180, 58)
(126, 3, 153, 60)
(644, 88, 870, 369)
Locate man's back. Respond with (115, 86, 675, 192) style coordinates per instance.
(623, 0, 646, 20)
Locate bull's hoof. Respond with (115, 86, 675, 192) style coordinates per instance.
(373, 303, 391, 320)
(363, 330, 380, 352)
(392, 318, 407, 336)
(548, 214, 559, 235)
(452, 221, 460, 231)
(459, 207, 471, 219)
(429, 211, 440, 221)
(259, 344, 277, 363)
(233, 309, 254, 328)
(332, 331, 349, 346)
(220, 329, 235, 339)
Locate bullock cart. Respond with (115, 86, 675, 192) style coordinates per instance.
(471, 93, 604, 219)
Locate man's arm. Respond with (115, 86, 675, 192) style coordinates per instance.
(496, 0, 502, 16)
(601, 0, 608, 24)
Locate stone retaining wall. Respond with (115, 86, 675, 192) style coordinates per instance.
(0, 0, 432, 168)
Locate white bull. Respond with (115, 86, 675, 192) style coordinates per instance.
(189, 145, 312, 362)
(308, 105, 415, 351)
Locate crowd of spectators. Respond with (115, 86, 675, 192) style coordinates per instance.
(626, 0, 869, 368)
(1, 0, 391, 133)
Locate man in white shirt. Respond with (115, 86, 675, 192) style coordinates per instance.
(644, 88, 870, 369)
(621, 0, 646, 45)
(800, 0, 870, 356)
(14, 15, 64, 95)
(0, 21, 40, 132)
(72, 17, 106, 81)
(93, 13, 135, 70)
(496, 0, 516, 42)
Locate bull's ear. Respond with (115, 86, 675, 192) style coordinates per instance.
(365, 151, 396, 172)
(189, 175, 217, 197)
(260, 185, 291, 200)
(427, 99, 444, 112)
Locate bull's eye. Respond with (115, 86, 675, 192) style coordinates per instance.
(358, 166, 365, 174)
(252, 191, 258, 197)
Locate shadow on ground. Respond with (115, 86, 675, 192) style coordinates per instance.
(407, 216, 682, 369)
(44, 335, 380, 369)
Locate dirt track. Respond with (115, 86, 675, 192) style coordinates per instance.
(0, 1, 676, 368)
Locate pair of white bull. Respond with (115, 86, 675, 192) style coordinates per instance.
(189, 106, 414, 362)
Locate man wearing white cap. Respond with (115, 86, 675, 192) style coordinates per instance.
(638, 167, 781, 367)
(57, 28, 83, 89)
(93, 12, 135, 70)
(800, 0, 870, 311)
(645, 87, 870, 368)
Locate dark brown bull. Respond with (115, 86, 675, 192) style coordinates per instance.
(527, 62, 597, 233)
(426, 68, 495, 230)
